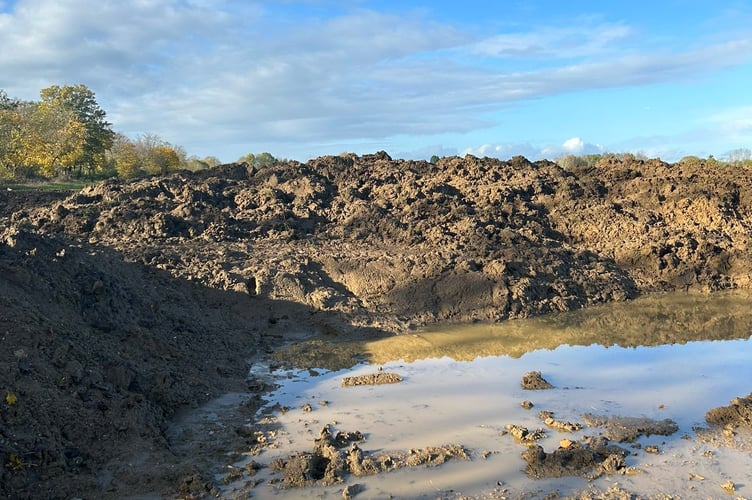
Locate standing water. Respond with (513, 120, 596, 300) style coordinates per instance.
(223, 291, 752, 498)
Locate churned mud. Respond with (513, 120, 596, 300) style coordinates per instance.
(2, 153, 752, 497)
(267, 425, 469, 489)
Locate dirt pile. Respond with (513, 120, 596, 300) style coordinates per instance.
(11, 153, 752, 332)
(2, 152, 752, 497)
(0, 225, 341, 498)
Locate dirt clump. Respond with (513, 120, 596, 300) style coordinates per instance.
(267, 425, 469, 489)
(506, 424, 547, 444)
(341, 372, 403, 386)
(705, 393, 752, 428)
(521, 436, 629, 479)
(521, 370, 555, 389)
(539, 410, 583, 432)
(582, 414, 679, 442)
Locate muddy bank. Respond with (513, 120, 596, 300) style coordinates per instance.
(0, 228, 361, 499)
(263, 425, 468, 491)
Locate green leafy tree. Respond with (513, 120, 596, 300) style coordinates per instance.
(25, 103, 87, 178)
(238, 152, 277, 168)
(0, 93, 30, 178)
(39, 84, 114, 177)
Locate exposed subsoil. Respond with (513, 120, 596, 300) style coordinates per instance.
(2, 152, 752, 498)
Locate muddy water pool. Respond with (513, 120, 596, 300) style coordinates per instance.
(226, 292, 752, 498)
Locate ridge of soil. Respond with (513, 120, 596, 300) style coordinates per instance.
(1, 152, 752, 498)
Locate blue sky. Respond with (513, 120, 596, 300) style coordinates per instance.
(1, 0, 751, 162)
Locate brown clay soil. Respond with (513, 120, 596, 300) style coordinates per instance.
(2, 152, 752, 498)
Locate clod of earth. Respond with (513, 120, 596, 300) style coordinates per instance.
(721, 480, 736, 494)
(582, 414, 679, 442)
(506, 424, 546, 444)
(521, 435, 630, 479)
(267, 425, 468, 489)
(521, 371, 554, 390)
(705, 393, 752, 428)
(341, 372, 403, 387)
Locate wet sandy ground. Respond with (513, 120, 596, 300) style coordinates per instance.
(166, 292, 752, 499)
(217, 336, 752, 498)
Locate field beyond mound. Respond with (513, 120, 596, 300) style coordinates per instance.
(1, 152, 751, 497)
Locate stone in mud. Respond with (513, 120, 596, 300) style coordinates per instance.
(705, 393, 752, 428)
(582, 413, 679, 442)
(341, 372, 403, 387)
(521, 371, 554, 390)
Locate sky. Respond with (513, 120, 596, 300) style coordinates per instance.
(1, 0, 751, 163)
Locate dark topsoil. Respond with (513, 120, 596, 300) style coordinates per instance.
(2, 152, 752, 498)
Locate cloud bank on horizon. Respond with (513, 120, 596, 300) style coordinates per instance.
(1, 0, 751, 162)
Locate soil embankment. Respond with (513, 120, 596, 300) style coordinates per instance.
(1, 152, 751, 497)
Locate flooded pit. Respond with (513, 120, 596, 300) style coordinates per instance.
(223, 291, 752, 498)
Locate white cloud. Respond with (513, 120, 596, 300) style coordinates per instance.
(464, 138, 605, 161)
(470, 21, 634, 59)
(706, 106, 752, 139)
(562, 137, 585, 154)
(1, 1, 751, 160)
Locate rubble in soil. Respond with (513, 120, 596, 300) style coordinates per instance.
(2, 152, 752, 497)
(264, 425, 469, 489)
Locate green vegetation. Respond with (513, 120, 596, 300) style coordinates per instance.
(556, 151, 752, 170)
(1, 85, 243, 185)
(4, 85, 749, 189)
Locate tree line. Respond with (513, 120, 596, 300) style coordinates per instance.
(0, 85, 279, 183)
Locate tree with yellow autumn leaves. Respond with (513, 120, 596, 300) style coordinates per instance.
(1, 85, 192, 181)
(0, 85, 116, 179)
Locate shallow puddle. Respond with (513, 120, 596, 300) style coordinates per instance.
(225, 291, 752, 498)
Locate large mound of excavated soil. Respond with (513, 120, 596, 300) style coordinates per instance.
(1, 152, 751, 497)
